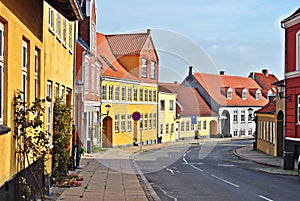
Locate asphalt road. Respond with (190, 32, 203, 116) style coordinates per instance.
(134, 140, 300, 201)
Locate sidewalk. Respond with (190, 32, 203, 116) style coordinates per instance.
(49, 137, 298, 201)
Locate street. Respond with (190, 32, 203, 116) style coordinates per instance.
(134, 140, 300, 201)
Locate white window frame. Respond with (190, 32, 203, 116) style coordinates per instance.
(0, 23, 4, 61)
(149, 90, 152, 102)
(197, 121, 201, 130)
(149, 113, 152, 129)
(34, 49, 39, 99)
(84, 61, 89, 92)
(115, 114, 119, 132)
(122, 86, 126, 101)
(128, 88, 132, 102)
(160, 100, 165, 111)
(142, 59, 147, 78)
(203, 120, 207, 130)
(150, 61, 156, 79)
(69, 22, 73, 50)
(127, 114, 132, 131)
(139, 88, 143, 101)
(256, 89, 261, 100)
(91, 23, 95, 49)
(102, 84, 106, 100)
(46, 81, 52, 139)
(115, 86, 120, 101)
(121, 114, 125, 132)
(242, 88, 247, 100)
(153, 90, 157, 102)
(144, 89, 148, 101)
(56, 12, 60, 37)
(153, 114, 156, 128)
(233, 110, 238, 123)
(96, 67, 100, 95)
(169, 100, 174, 112)
(144, 114, 148, 129)
(48, 6, 54, 30)
(55, 83, 59, 98)
(91, 65, 95, 94)
(133, 88, 137, 101)
(109, 85, 113, 101)
(61, 85, 65, 101)
(165, 123, 169, 135)
(181, 121, 185, 132)
(22, 40, 28, 103)
(62, 17, 66, 43)
(227, 88, 232, 100)
(186, 121, 190, 131)
(241, 110, 245, 122)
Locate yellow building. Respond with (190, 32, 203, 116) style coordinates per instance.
(97, 31, 159, 147)
(159, 83, 218, 140)
(0, 0, 82, 187)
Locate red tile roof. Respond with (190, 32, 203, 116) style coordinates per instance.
(256, 98, 276, 115)
(96, 33, 138, 80)
(194, 73, 268, 107)
(159, 82, 217, 117)
(249, 70, 279, 95)
(106, 33, 149, 56)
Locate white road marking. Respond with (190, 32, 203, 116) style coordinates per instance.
(190, 164, 204, 172)
(218, 164, 235, 167)
(158, 186, 178, 201)
(183, 162, 204, 165)
(166, 168, 175, 174)
(259, 195, 273, 201)
(210, 174, 240, 188)
(183, 157, 188, 164)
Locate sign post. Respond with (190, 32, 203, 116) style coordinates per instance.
(132, 111, 142, 150)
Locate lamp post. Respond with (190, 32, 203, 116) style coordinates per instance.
(96, 104, 111, 149)
(248, 107, 256, 150)
(277, 83, 291, 101)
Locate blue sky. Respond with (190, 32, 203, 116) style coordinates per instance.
(96, 0, 298, 82)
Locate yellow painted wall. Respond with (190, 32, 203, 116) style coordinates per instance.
(102, 79, 158, 147)
(158, 92, 177, 143)
(0, 1, 44, 185)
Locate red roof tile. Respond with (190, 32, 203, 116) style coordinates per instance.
(194, 73, 268, 107)
(106, 33, 149, 56)
(256, 98, 276, 114)
(159, 82, 217, 117)
(249, 70, 279, 95)
(96, 33, 138, 80)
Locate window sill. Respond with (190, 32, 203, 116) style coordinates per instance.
(0, 125, 11, 135)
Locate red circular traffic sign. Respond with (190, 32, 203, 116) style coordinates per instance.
(132, 111, 141, 121)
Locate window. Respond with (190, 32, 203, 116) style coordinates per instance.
(153, 90, 157, 102)
(149, 90, 152, 102)
(144, 89, 148, 101)
(160, 124, 163, 134)
(298, 95, 300, 123)
(128, 88, 132, 102)
(241, 110, 245, 122)
(166, 123, 169, 135)
(46, 81, 52, 139)
(84, 61, 89, 92)
(242, 89, 247, 100)
(171, 123, 174, 134)
(91, 65, 94, 93)
(34, 49, 40, 99)
(144, 114, 148, 129)
(297, 31, 300, 70)
(240, 129, 245, 136)
(61, 85, 65, 101)
(122, 86, 126, 101)
(69, 22, 73, 50)
(139, 88, 143, 101)
(234, 130, 238, 137)
(22, 40, 28, 103)
(151, 61, 156, 79)
(128, 114, 132, 131)
(233, 110, 238, 123)
(133, 88, 137, 101)
(115, 114, 119, 132)
(197, 121, 201, 130)
(153, 114, 156, 128)
(0, 25, 3, 123)
(248, 128, 252, 136)
(142, 59, 147, 78)
(186, 121, 190, 131)
(49, 7, 54, 30)
(56, 12, 60, 37)
(102, 85, 107, 100)
(227, 88, 232, 99)
(191, 123, 195, 131)
(272, 122, 275, 144)
(149, 113, 152, 129)
(121, 114, 125, 132)
(109, 85, 113, 101)
(181, 121, 185, 131)
(91, 23, 95, 49)
(140, 114, 143, 129)
(55, 83, 59, 98)
(115, 86, 120, 101)
(160, 100, 165, 111)
(256, 90, 261, 100)
(266, 121, 269, 142)
(96, 67, 100, 94)
(203, 120, 207, 130)
(0, 23, 3, 60)
(62, 18, 66, 43)
(169, 100, 174, 111)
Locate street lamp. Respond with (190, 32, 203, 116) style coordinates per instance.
(102, 104, 111, 116)
(277, 83, 291, 101)
(248, 107, 257, 150)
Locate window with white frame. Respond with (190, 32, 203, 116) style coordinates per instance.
(166, 123, 169, 135)
(144, 89, 148, 101)
(153, 113, 156, 128)
(91, 23, 95, 49)
(34, 49, 40, 99)
(160, 124, 163, 134)
(150, 61, 156, 79)
(298, 95, 300, 123)
(115, 114, 119, 132)
(55, 83, 59, 98)
(242, 89, 247, 100)
(270, 122, 273, 144)
(139, 88, 143, 101)
(102, 85, 107, 100)
(191, 123, 195, 131)
(149, 90, 152, 102)
(84, 61, 89, 92)
(181, 121, 184, 131)
(153, 90, 157, 102)
(171, 123, 174, 134)
(234, 130, 238, 137)
(227, 88, 232, 99)
(121, 114, 125, 132)
(109, 85, 113, 100)
(266, 121, 269, 142)
(186, 121, 190, 131)
(241, 110, 245, 122)
(144, 114, 148, 129)
(61, 85, 65, 101)
(128, 88, 132, 102)
(56, 12, 60, 37)
(160, 100, 165, 111)
(248, 128, 252, 136)
(48, 6, 54, 30)
(256, 89, 261, 100)
(149, 113, 152, 129)
(0, 25, 3, 123)
(22, 40, 28, 103)
(169, 100, 174, 111)
(122, 86, 126, 101)
(297, 31, 300, 71)
(203, 120, 207, 130)
(62, 18, 66, 43)
(240, 129, 245, 136)
(142, 59, 147, 78)
(96, 67, 100, 94)
(197, 121, 201, 130)
(133, 88, 137, 101)
(272, 122, 275, 144)
(140, 114, 143, 129)
(46, 81, 52, 139)
(115, 86, 120, 101)
(233, 110, 238, 123)
(127, 114, 132, 131)
(69, 22, 73, 50)
(91, 65, 94, 93)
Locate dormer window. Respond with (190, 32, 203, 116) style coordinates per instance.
(242, 89, 247, 100)
(227, 88, 232, 100)
(256, 89, 261, 100)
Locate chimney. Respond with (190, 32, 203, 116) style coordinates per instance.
(189, 66, 193, 77)
(147, 28, 151, 35)
(174, 81, 178, 84)
(220, 71, 225, 75)
(262, 69, 268, 76)
(249, 72, 255, 79)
